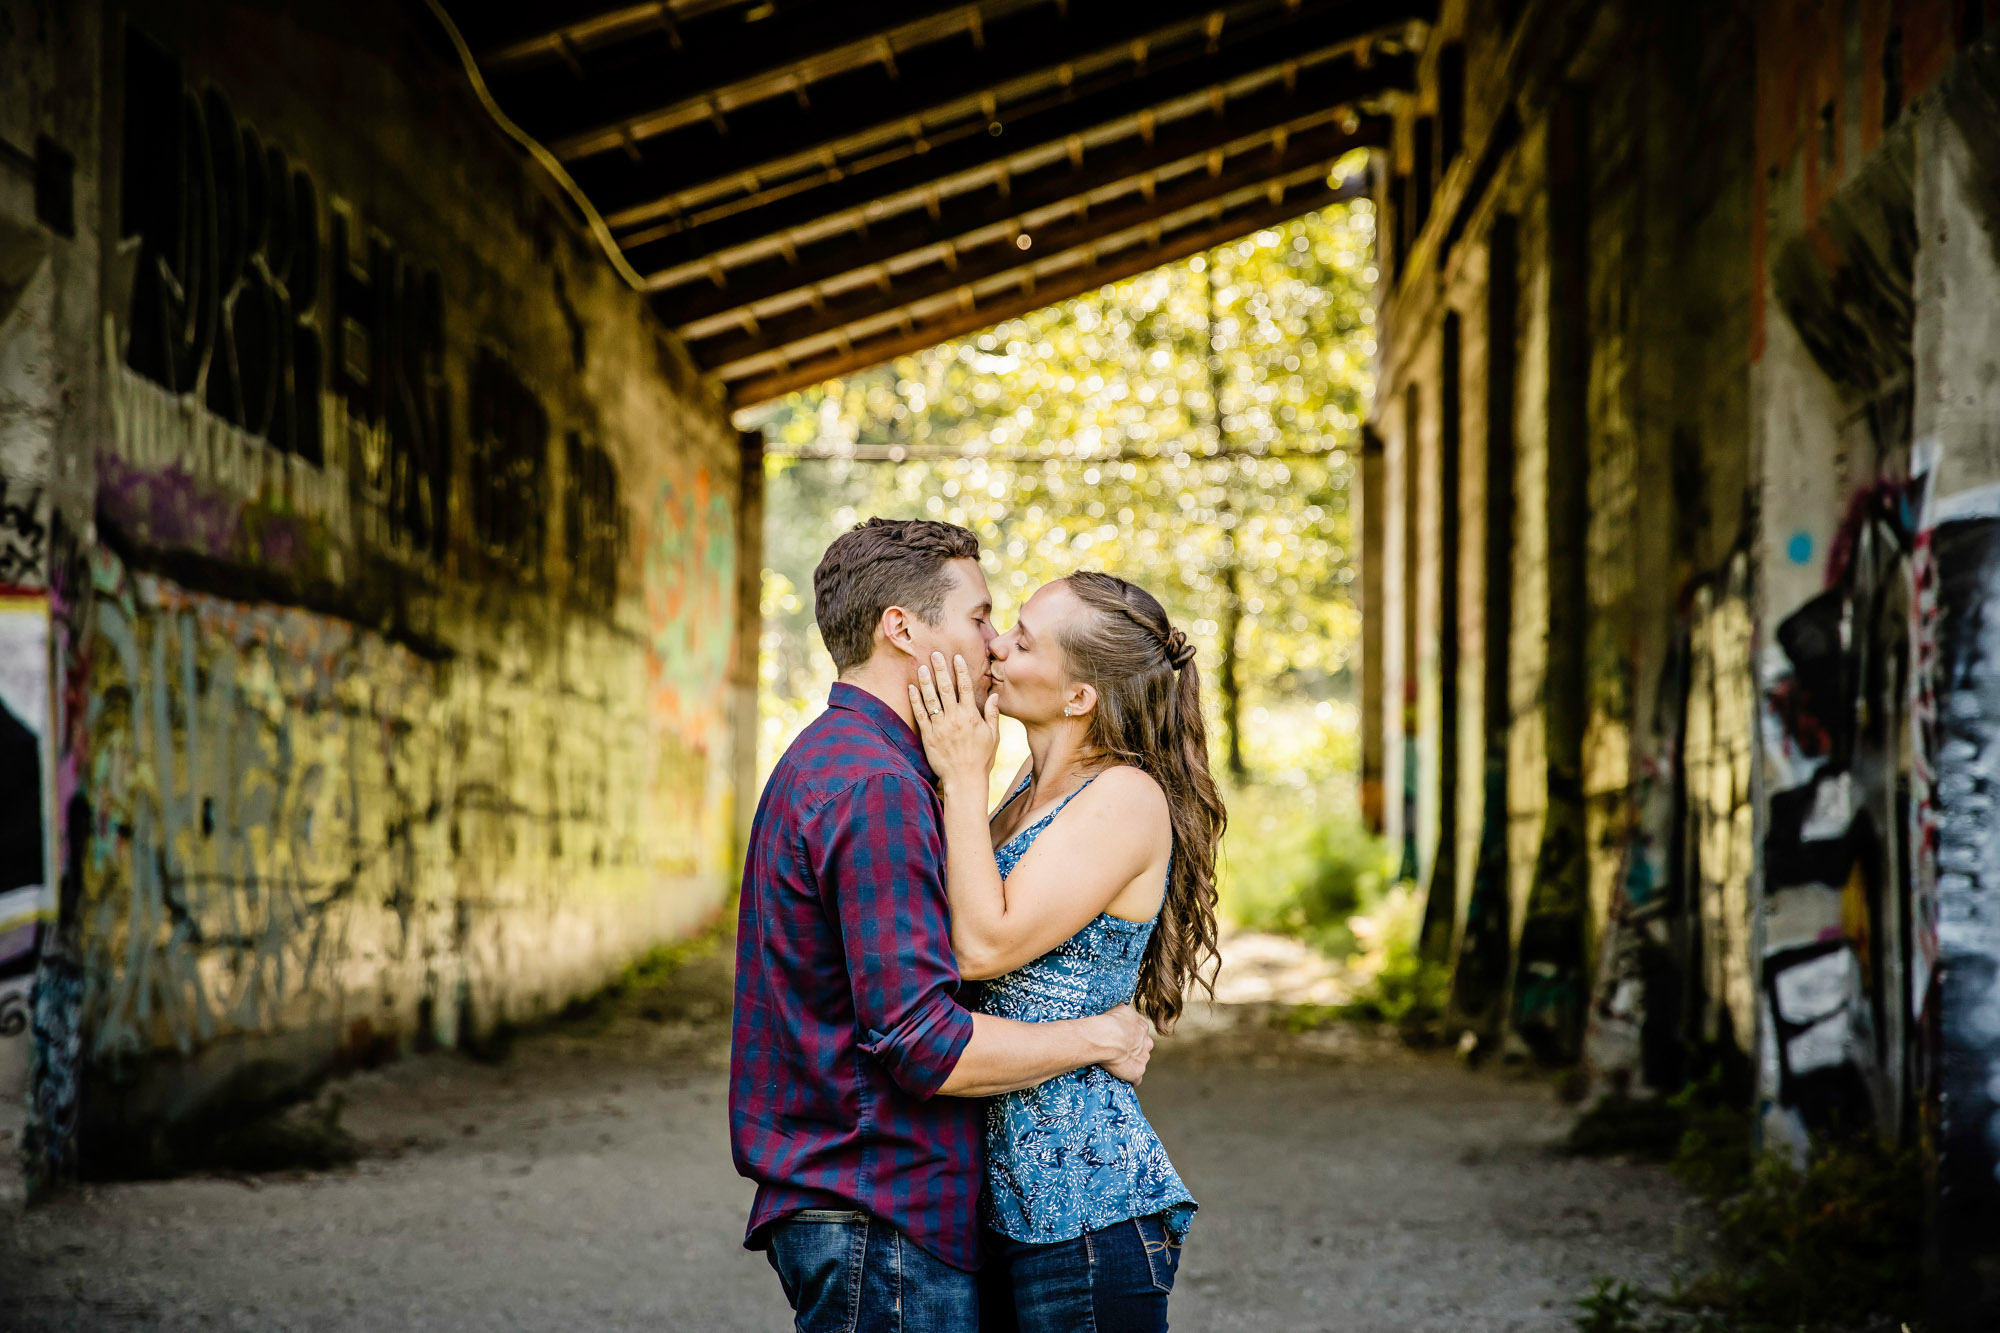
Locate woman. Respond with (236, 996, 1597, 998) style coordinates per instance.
(908, 570, 1227, 1333)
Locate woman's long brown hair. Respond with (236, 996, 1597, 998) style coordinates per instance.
(1058, 571, 1227, 1030)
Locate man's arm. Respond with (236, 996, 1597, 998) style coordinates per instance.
(936, 1006, 1153, 1098)
(812, 774, 1151, 1102)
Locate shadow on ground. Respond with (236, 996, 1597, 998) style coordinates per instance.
(1, 939, 1697, 1332)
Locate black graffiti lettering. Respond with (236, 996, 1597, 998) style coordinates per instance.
(120, 31, 324, 465)
(564, 435, 624, 612)
(469, 349, 548, 580)
(0, 479, 48, 586)
(331, 209, 450, 558)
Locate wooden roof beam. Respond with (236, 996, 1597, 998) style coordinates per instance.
(591, 0, 1424, 228)
(658, 104, 1385, 329)
(688, 119, 1372, 370)
(471, 0, 957, 75)
(550, 0, 1236, 165)
(722, 176, 1360, 405)
(624, 45, 1408, 282)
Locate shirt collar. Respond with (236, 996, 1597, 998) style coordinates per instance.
(828, 682, 935, 783)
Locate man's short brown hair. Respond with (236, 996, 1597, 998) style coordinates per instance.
(814, 518, 980, 672)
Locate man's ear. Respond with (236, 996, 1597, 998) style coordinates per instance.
(879, 606, 918, 658)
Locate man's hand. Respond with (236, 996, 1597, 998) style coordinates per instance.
(1095, 1003, 1155, 1086)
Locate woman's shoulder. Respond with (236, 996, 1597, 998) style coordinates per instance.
(1082, 764, 1170, 824)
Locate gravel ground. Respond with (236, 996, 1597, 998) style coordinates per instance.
(0, 940, 1700, 1331)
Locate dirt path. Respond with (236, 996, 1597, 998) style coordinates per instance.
(1, 943, 1697, 1331)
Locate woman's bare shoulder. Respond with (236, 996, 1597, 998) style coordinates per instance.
(1085, 764, 1170, 825)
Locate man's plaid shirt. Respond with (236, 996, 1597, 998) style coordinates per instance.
(729, 683, 982, 1270)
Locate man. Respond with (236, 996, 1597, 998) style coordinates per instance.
(731, 518, 1153, 1331)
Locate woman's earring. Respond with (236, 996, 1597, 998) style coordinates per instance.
(1063, 704, 1074, 717)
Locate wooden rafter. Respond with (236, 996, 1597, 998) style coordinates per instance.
(649, 94, 1393, 324)
(688, 119, 1373, 371)
(472, 0, 951, 73)
(590, 5, 1416, 230)
(549, 0, 1240, 166)
(722, 177, 1358, 405)
(621, 46, 1409, 279)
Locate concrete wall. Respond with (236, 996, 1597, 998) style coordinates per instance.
(1, 0, 746, 1192)
(1365, 0, 2000, 1318)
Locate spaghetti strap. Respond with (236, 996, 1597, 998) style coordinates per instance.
(993, 774, 1100, 868)
(990, 769, 1034, 825)
(1050, 775, 1097, 816)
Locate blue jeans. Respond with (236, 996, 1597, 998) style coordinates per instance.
(978, 1214, 1183, 1333)
(764, 1209, 980, 1333)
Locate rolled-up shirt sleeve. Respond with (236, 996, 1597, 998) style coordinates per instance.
(807, 773, 974, 1099)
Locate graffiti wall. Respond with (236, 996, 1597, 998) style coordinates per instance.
(0, 595, 51, 1136)
(74, 549, 715, 1073)
(0, 1, 746, 1179)
(1756, 482, 1918, 1147)
(1922, 479, 2000, 1302)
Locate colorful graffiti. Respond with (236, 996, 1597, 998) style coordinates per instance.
(642, 466, 735, 740)
(63, 543, 720, 1089)
(1921, 474, 2000, 1289)
(0, 593, 50, 1039)
(1583, 623, 1689, 1096)
(80, 560, 403, 1059)
(23, 515, 90, 1197)
(1755, 475, 1922, 1147)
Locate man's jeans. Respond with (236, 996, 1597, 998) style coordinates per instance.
(977, 1213, 1183, 1333)
(765, 1209, 979, 1333)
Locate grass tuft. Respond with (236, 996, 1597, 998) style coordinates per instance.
(1567, 1071, 1923, 1331)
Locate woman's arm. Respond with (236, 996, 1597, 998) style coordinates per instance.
(912, 654, 1167, 980)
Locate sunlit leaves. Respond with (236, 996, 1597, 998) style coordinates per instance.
(756, 203, 1376, 782)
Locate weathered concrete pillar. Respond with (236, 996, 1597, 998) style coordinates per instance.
(1515, 84, 1593, 1063)
(1422, 313, 1464, 960)
(1398, 380, 1425, 887)
(1360, 426, 1387, 835)
(1, 0, 103, 1200)
(1916, 54, 2000, 1323)
(732, 429, 765, 873)
(1455, 217, 1520, 1029)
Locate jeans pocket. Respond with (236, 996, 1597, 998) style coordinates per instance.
(1134, 1215, 1180, 1294)
(768, 1215, 869, 1333)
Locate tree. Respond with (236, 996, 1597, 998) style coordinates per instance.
(752, 193, 1380, 790)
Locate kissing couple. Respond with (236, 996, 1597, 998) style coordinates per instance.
(731, 517, 1228, 1331)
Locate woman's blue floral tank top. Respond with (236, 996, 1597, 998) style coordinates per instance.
(974, 771, 1198, 1244)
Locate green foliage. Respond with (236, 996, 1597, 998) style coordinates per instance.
(1336, 881, 1450, 1026)
(1572, 1280, 1733, 1333)
(1566, 1093, 1689, 1161)
(1666, 1071, 1756, 1200)
(1273, 882, 1449, 1031)
(751, 202, 1378, 783)
(1219, 781, 1388, 955)
(1681, 1137, 1923, 1330)
(1574, 1279, 1647, 1333)
(1568, 1072, 1923, 1331)
(1566, 1070, 1754, 1169)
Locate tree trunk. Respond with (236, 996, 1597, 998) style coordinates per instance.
(1206, 254, 1248, 781)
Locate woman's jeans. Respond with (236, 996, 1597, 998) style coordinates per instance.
(978, 1213, 1183, 1333)
(764, 1209, 979, 1333)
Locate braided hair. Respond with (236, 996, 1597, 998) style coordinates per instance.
(1056, 571, 1226, 1030)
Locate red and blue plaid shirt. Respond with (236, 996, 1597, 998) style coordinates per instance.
(730, 683, 982, 1270)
